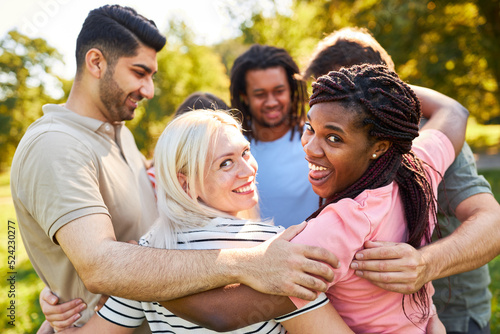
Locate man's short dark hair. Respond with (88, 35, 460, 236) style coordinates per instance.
(230, 44, 307, 141)
(75, 5, 166, 74)
(303, 27, 395, 80)
(174, 92, 229, 117)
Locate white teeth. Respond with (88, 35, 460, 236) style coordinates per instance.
(234, 184, 254, 193)
(309, 162, 327, 171)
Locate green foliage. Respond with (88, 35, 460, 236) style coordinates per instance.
(474, 167, 500, 330)
(486, 167, 500, 329)
(212, 36, 249, 75)
(466, 119, 500, 154)
(480, 170, 500, 202)
(491, 249, 500, 330)
(239, 1, 323, 64)
(0, 30, 68, 171)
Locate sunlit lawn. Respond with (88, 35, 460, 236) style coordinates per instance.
(483, 169, 500, 330)
(466, 119, 500, 154)
(1, 170, 45, 333)
(1, 165, 500, 333)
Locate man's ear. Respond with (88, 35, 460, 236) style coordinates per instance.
(177, 173, 189, 194)
(371, 140, 392, 160)
(85, 48, 107, 79)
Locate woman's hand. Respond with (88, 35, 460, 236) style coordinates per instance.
(39, 286, 86, 331)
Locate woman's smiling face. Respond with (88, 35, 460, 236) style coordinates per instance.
(301, 102, 380, 199)
(197, 125, 259, 216)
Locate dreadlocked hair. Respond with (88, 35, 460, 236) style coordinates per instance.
(307, 64, 438, 322)
(229, 44, 307, 142)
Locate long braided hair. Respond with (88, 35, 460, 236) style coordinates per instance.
(307, 64, 438, 320)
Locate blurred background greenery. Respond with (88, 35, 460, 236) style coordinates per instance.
(1, 0, 499, 332)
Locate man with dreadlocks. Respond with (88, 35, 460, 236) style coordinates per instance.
(304, 27, 500, 334)
(229, 44, 318, 228)
(282, 64, 467, 332)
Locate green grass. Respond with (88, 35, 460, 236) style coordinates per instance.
(490, 258, 500, 330)
(1, 170, 45, 333)
(1, 167, 500, 332)
(480, 170, 500, 202)
(466, 120, 500, 154)
(481, 168, 500, 330)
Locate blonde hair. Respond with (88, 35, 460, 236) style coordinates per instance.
(148, 109, 259, 249)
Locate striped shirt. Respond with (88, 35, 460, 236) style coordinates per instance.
(98, 217, 328, 333)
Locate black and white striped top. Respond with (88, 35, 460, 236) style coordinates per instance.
(97, 217, 329, 333)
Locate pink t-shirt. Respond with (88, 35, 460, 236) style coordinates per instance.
(290, 129, 455, 333)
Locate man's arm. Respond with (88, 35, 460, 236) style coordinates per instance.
(411, 85, 468, 156)
(160, 285, 353, 332)
(56, 216, 338, 301)
(350, 192, 500, 293)
(160, 284, 294, 331)
(423, 192, 500, 278)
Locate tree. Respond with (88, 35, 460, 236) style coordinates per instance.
(468, 0, 500, 123)
(361, 0, 500, 124)
(0, 30, 68, 170)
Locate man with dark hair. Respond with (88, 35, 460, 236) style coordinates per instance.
(304, 26, 500, 334)
(11, 5, 338, 331)
(229, 44, 318, 227)
(74, 5, 166, 76)
(303, 26, 394, 79)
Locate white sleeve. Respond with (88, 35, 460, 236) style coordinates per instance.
(274, 293, 329, 322)
(97, 296, 145, 328)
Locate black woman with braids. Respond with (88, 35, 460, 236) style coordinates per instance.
(282, 64, 467, 332)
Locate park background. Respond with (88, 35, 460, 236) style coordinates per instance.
(1, 0, 499, 332)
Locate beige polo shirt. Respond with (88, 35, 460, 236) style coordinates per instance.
(11, 104, 158, 328)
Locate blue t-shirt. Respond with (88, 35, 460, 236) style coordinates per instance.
(250, 130, 319, 228)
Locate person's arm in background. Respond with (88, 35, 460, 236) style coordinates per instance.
(351, 86, 500, 294)
(413, 85, 467, 156)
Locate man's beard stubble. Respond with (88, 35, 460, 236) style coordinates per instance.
(99, 69, 132, 122)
